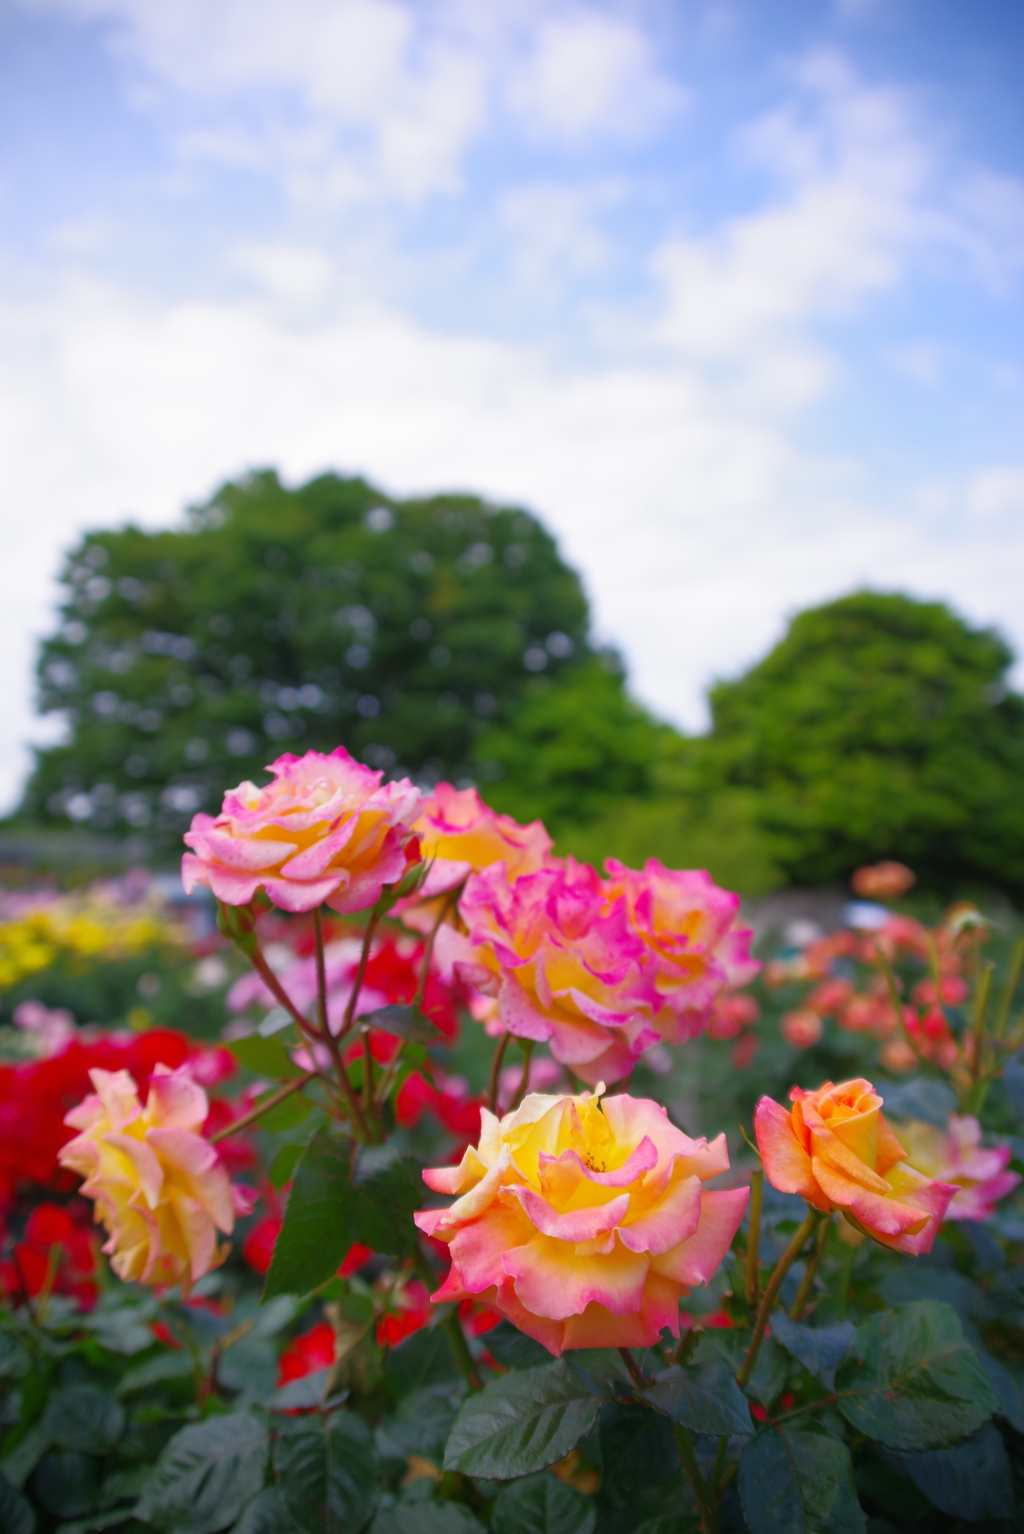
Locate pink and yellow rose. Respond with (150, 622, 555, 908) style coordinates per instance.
(449, 859, 656, 1084)
(415, 1088, 747, 1356)
(414, 783, 553, 892)
(896, 1113, 1020, 1222)
(602, 860, 759, 1044)
(58, 1064, 252, 1293)
(755, 1078, 956, 1255)
(182, 748, 421, 914)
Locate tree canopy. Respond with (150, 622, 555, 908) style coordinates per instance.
(24, 470, 631, 842)
(701, 591, 1024, 895)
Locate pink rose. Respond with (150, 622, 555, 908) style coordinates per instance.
(182, 747, 421, 914)
(896, 1113, 1021, 1222)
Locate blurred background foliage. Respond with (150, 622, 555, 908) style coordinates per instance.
(9, 471, 1024, 903)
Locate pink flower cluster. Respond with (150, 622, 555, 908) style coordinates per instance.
(442, 855, 757, 1084)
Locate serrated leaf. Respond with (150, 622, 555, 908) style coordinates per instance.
(981, 1351, 1024, 1433)
(274, 1411, 379, 1534)
(269, 1142, 306, 1190)
(116, 1351, 195, 1396)
(360, 1004, 439, 1043)
(268, 1368, 333, 1411)
(385, 1325, 459, 1394)
(443, 1361, 605, 1479)
(598, 1403, 678, 1502)
(350, 1145, 422, 1257)
(30, 1449, 101, 1520)
(643, 1339, 752, 1438)
(492, 1470, 596, 1534)
(44, 1387, 124, 1455)
(770, 1315, 855, 1382)
(882, 1423, 1013, 1521)
(137, 1409, 268, 1534)
(834, 1302, 997, 1451)
(0, 1470, 35, 1534)
(370, 1504, 485, 1534)
(229, 1485, 301, 1533)
(264, 1128, 353, 1300)
(484, 1320, 552, 1372)
(229, 1035, 304, 1080)
(738, 1422, 865, 1534)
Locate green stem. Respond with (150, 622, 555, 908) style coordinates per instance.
(618, 1347, 650, 1392)
(673, 1423, 718, 1533)
(413, 891, 457, 1010)
(340, 905, 384, 1037)
(311, 906, 373, 1143)
(251, 948, 317, 1037)
(874, 947, 927, 1071)
(966, 963, 994, 1111)
(789, 1213, 831, 1321)
(487, 1031, 512, 1115)
(745, 1170, 763, 1311)
(208, 1072, 315, 1142)
(442, 1309, 482, 1392)
(834, 1238, 855, 1320)
(510, 1040, 535, 1110)
(737, 1208, 822, 1389)
(994, 938, 1024, 1045)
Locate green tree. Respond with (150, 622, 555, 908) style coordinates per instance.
(701, 591, 1024, 895)
(23, 470, 599, 843)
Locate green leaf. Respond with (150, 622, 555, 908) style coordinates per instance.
(643, 1340, 752, 1438)
(264, 1128, 353, 1300)
(492, 1471, 596, 1534)
(116, 1351, 195, 1396)
(882, 1423, 1014, 1522)
(268, 1369, 332, 1411)
(217, 1336, 278, 1395)
(360, 1005, 439, 1044)
(980, 1351, 1024, 1433)
(229, 1035, 305, 1080)
(386, 1325, 459, 1394)
(484, 1321, 552, 1372)
(0, 1470, 35, 1534)
(269, 1142, 306, 1190)
(274, 1411, 379, 1534)
(44, 1386, 124, 1456)
(256, 1092, 313, 1134)
(834, 1302, 997, 1451)
(351, 1146, 422, 1257)
(443, 1361, 605, 1479)
(738, 1423, 866, 1534)
(136, 1409, 268, 1534)
(770, 1316, 855, 1382)
(229, 1486, 300, 1533)
(598, 1403, 678, 1502)
(707, 1331, 787, 1407)
(30, 1450, 101, 1520)
(1, 1419, 52, 1489)
(369, 1505, 485, 1534)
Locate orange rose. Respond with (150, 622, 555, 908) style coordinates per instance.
(754, 1078, 955, 1254)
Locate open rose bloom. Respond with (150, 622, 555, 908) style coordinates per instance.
(58, 1064, 251, 1293)
(414, 783, 553, 893)
(182, 747, 421, 914)
(415, 1088, 748, 1356)
(895, 1113, 1021, 1221)
(755, 1078, 956, 1254)
(446, 856, 758, 1084)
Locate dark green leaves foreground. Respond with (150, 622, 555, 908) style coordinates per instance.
(264, 1129, 422, 1299)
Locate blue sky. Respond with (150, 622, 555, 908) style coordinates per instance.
(1, 0, 1023, 810)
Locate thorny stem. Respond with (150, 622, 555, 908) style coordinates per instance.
(487, 1032, 512, 1115)
(312, 908, 330, 1035)
(209, 1073, 315, 1143)
(310, 907, 375, 1143)
(251, 949, 319, 1039)
(789, 1213, 831, 1320)
(737, 1207, 822, 1389)
(672, 1423, 719, 1534)
(745, 1170, 763, 1310)
(618, 1347, 650, 1392)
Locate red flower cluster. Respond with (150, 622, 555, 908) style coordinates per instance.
(0, 1201, 97, 1308)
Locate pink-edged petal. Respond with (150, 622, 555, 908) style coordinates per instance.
(278, 816, 357, 878)
(146, 1067, 209, 1132)
(231, 1184, 258, 1216)
(513, 1186, 630, 1243)
(565, 987, 637, 1028)
(449, 1203, 535, 1293)
(167, 1189, 218, 1283)
(652, 1186, 750, 1288)
(89, 1068, 142, 1132)
(618, 1175, 702, 1256)
(755, 1096, 822, 1204)
(145, 1128, 235, 1231)
(195, 824, 298, 871)
(419, 1146, 512, 1237)
(422, 1146, 488, 1196)
(64, 1094, 105, 1131)
(200, 866, 267, 907)
(498, 974, 555, 1043)
(503, 1233, 649, 1320)
(261, 873, 345, 912)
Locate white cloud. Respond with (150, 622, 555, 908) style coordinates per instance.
(968, 467, 1024, 521)
(887, 340, 943, 386)
(507, 9, 683, 141)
